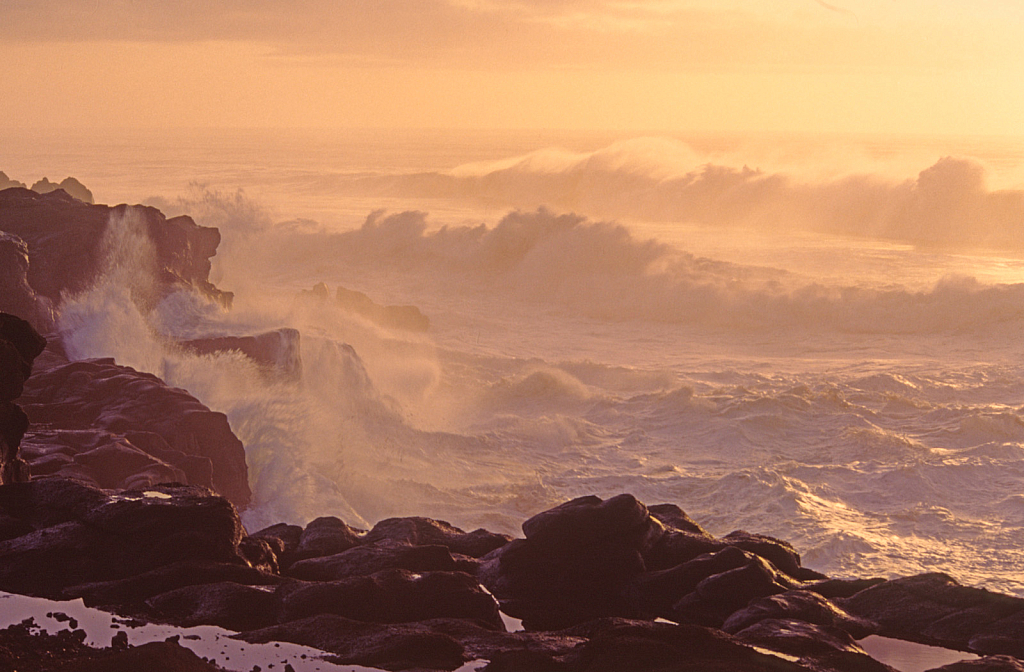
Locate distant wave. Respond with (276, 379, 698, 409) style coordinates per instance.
(321, 137, 1024, 252)
(252, 206, 1024, 334)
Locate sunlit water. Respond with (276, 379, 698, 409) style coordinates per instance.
(5, 128, 1024, 595)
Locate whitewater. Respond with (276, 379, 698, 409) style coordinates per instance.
(5, 128, 1024, 596)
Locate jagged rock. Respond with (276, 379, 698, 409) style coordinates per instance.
(627, 546, 752, 620)
(63, 560, 281, 607)
(479, 494, 664, 630)
(289, 515, 363, 563)
(287, 540, 459, 581)
(236, 614, 467, 671)
(29, 177, 94, 204)
(180, 328, 301, 377)
(722, 589, 878, 639)
(0, 478, 245, 598)
(145, 581, 280, 631)
(363, 515, 512, 558)
(0, 188, 230, 308)
(0, 313, 46, 485)
(19, 356, 250, 508)
(672, 554, 798, 628)
(278, 568, 503, 628)
(0, 232, 54, 330)
(335, 285, 430, 332)
(840, 573, 1024, 657)
(0, 172, 27, 190)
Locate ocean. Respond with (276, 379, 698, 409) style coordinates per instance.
(4, 126, 1024, 595)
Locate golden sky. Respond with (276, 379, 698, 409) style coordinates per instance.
(1, 0, 1021, 134)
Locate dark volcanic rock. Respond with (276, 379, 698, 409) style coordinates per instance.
(145, 581, 280, 631)
(363, 515, 512, 558)
(840, 573, 1024, 657)
(19, 356, 250, 508)
(278, 568, 503, 629)
(672, 553, 798, 628)
(0, 232, 54, 330)
(0, 313, 46, 485)
(0, 188, 229, 308)
(0, 478, 246, 598)
(180, 328, 301, 377)
(626, 545, 751, 620)
(236, 614, 466, 671)
(480, 494, 663, 630)
(287, 540, 459, 581)
(722, 589, 878, 639)
(289, 515, 363, 563)
(64, 560, 281, 607)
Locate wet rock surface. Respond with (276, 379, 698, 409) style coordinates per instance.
(4, 485, 1024, 671)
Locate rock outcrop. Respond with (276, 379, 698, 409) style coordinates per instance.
(18, 353, 251, 509)
(179, 328, 302, 377)
(0, 187, 230, 311)
(0, 314, 47, 485)
(300, 282, 430, 332)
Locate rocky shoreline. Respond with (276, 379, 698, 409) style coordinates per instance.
(3, 186, 1024, 671)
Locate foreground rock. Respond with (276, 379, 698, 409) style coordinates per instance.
(3, 482, 1024, 672)
(478, 493, 823, 630)
(841, 573, 1024, 658)
(0, 478, 248, 599)
(18, 353, 250, 508)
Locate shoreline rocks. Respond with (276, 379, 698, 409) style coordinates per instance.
(2, 480, 1018, 672)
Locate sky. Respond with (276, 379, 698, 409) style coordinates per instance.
(1, 0, 1022, 134)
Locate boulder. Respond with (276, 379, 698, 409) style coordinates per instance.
(63, 560, 281, 607)
(0, 478, 246, 598)
(289, 515, 363, 563)
(722, 589, 878, 639)
(278, 568, 503, 629)
(145, 581, 280, 631)
(672, 554, 798, 628)
(0, 313, 46, 485)
(287, 540, 459, 581)
(840, 573, 1024, 657)
(479, 494, 663, 630)
(363, 515, 512, 558)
